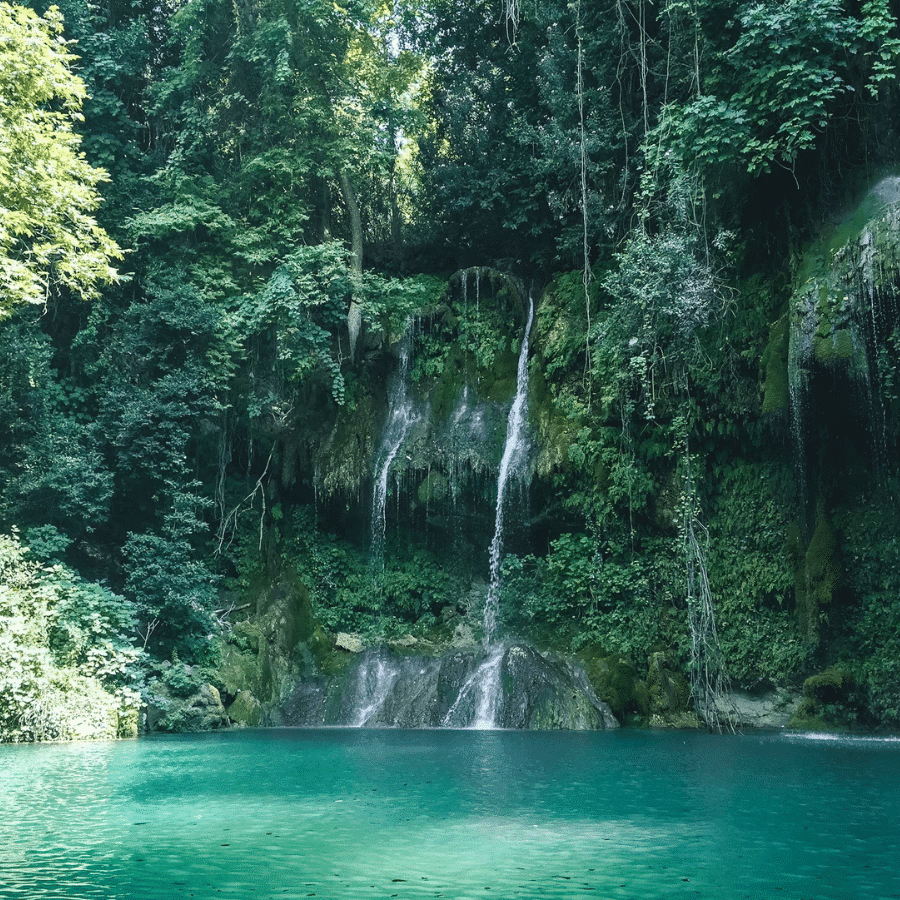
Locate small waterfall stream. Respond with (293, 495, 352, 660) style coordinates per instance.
(483, 294, 534, 648)
(371, 327, 418, 570)
(441, 644, 505, 728)
(352, 655, 398, 726)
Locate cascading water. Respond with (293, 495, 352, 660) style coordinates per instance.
(482, 295, 534, 649)
(371, 326, 418, 571)
(441, 644, 505, 728)
(352, 654, 398, 726)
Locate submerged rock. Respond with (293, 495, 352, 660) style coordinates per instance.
(280, 643, 618, 730)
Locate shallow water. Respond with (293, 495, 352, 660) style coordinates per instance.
(1, 728, 898, 899)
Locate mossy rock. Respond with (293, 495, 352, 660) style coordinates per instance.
(310, 627, 354, 676)
(147, 683, 229, 733)
(649, 711, 703, 729)
(786, 711, 845, 732)
(794, 500, 840, 646)
(803, 666, 853, 703)
(761, 313, 789, 414)
(227, 690, 262, 727)
(217, 643, 264, 699)
(646, 652, 695, 726)
(579, 648, 649, 719)
(813, 328, 855, 363)
(529, 363, 583, 476)
(479, 348, 518, 403)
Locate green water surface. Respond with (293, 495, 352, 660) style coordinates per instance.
(1, 728, 898, 899)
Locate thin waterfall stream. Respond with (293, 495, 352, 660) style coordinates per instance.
(482, 294, 534, 648)
(371, 326, 418, 572)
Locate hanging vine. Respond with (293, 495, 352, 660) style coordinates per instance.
(679, 432, 736, 733)
(576, 0, 593, 401)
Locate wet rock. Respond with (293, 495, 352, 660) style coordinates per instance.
(280, 642, 619, 730)
(450, 622, 477, 648)
(647, 652, 699, 728)
(146, 683, 229, 733)
(227, 690, 262, 727)
(579, 649, 650, 720)
(720, 688, 801, 729)
(499, 644, 619, 730)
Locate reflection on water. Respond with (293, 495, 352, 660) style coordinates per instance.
(1, 729, 899, 899)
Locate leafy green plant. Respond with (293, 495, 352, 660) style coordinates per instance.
(0, 530, 141, 741)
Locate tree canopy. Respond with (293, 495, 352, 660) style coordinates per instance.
(0, 2, 121, 316)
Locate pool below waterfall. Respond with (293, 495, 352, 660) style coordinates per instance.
(2, 728, 899, 899)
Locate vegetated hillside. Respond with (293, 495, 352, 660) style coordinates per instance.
(1, 0, 899, 738)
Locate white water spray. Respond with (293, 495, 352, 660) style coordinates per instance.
(442, 644, 506, 728)
(482, 295, 534, 648)
(353, 655, 398, 726)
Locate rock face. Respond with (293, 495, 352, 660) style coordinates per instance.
(280, 643, 618, 730)
(721, 689, 801, 729)
(227, 690, 262, 727)
(146, 683, 229, 733)
(646, 652, 702, 729)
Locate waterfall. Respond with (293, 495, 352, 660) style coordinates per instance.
(352, 654, 399, 726)
(283, 643, 620, 730)
(483, 295, 534, 648)
(442, 644, 505, 728)
(371, 326, 418, 570)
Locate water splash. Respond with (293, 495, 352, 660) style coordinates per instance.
(483, 295, 534, 648)
(371, 326, 418, 571)
(353, 654, 398, 726)
(442, 644, 506, 728)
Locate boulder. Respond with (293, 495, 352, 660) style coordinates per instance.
(146, 683, 229, 733)
(335, 632, 365, 653)
(227, 690, 263, 727)
(647, 652, 700, 728)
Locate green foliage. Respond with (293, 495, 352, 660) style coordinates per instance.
(122, 486, 220, 662)
(791, 499, 840, 648)
(281, 508, 452, 635)
(160, 654, 205, 699)
(597, 224, 726, 420)
(0, 529, 141, 741)
(289, 517, 375, 633)
(0, 316, 112, 537)
(0, 0, 897, 737)
(360, 274, 447, 344)
(0, 2, 121, 313)
(411, 0, 624, 267)
(706, 463, 809, 686)
(502, 532, 682, 660)
(244, 244, 351, 405)
(835, 501, 900, 725)
(657, 0, 900, 178)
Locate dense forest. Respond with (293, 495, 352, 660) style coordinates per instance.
(2, 0, 900, 740)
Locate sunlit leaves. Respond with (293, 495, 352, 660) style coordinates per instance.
(0, 3, 121, 315)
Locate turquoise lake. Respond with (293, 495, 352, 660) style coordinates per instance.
(1, 728, 898, 899)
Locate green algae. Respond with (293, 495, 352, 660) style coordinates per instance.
(761, 312, 790, 413)
(792, 500, 840, 647)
